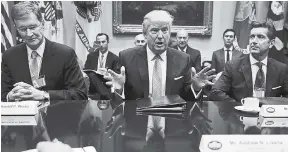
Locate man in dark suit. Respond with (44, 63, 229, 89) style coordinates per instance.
(173, 29, 201, 72)
(104, 10, 216, 101)
(1, 2, 88, 101)
(84, 33, 120, 100)
(84, 33, 120, 72)
(209, 22, 288, 102)
(211, 29, 243, 74)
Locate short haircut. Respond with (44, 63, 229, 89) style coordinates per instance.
(96, 33, 109, 43)
(202, 60, 212, 67)
(250, 21, 276, 40)
(142, 10, 174, 35)
(11, 2, 43, 22)
(222, 29, 235, 38)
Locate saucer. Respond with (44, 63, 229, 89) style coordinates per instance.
(234, 106, 260, 113)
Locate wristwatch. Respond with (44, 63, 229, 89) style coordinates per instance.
(43, 91, 50, 101)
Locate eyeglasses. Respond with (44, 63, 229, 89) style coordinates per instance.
(17, 23, 42, 33)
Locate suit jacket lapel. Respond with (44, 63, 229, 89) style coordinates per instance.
(94, 51, 99, 70)
(40, 39, 56, 77)
(18, 44, 33, 85)
(220, 48, 225, 64)
(240, 55, 253, 96)
(106, 51, 112, 69)
(137, 46, 149, 97)
(265, 58, 276, 96)
(166, 48, 177, 95)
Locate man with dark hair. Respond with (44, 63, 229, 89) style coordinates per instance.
(202, 61, 212, 69)
(211, 29, 243, 74)
(84, 33, 120, 99)
(1, 2, 88, 101)
(134, 34, 146, 47)
(84, 33, 119, 72)
(209, 22, 288, 102)
(173, 29, 201, 72)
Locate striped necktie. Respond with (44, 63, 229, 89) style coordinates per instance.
(100, 54, 104, 68)
(151, 54, 163, 129)
(30, 50, 39, 80)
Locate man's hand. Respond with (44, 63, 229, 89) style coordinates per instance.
(37, 139, 73, 152)
(7, 85, 32, 101)
(105, 103, 125, 138)
(8, 82, 45, 101)
(104, 66, 126, 91)
(212, 72, 223, 83)
(191, 67, 216, 91)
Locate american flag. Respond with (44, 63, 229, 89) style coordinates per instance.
(1, 1, 14, 52)
(44, 1, 55, 21)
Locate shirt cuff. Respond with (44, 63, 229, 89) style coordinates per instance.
(6, 92, 10, 102)
(191, 85, 202, 99)
(111, 86, 125, 99)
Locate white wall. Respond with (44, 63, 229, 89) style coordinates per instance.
(61, 1, 237, 62)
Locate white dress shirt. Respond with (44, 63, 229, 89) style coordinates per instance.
(97, 50, 109, 70)
(249, 54, 267, 97)
(26, 38, 46, 78)
(223, 46, 233, 63)
(177, 46, 187, 53)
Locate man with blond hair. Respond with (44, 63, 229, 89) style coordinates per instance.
(104, 10, 216, 101)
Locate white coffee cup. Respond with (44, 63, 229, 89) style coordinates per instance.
(240, 116, 258, 126)
(241, 97, 260, 109)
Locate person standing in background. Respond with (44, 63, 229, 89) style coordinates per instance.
(211, 29, 243, 74)
(84, 33, 120, 72)
(134, 34, 147, 47)
(173, 29, 201, 72)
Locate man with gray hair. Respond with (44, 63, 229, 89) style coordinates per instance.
(173, 29, 201, 72)
(104, 10, 216, 101)
(134, 34, 146, 47)
(1, 2, 88, 101)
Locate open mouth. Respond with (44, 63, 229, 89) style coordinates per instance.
(156, 42, 164, 47)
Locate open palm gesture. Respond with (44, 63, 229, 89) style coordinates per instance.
(191, 67, 216, 90)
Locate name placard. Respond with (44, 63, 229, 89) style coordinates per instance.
(1, 116, 37, 126)
(258, 116, 288, 127)
(259, 105, 288, 117)
(22, 146, 97, 152)
(199, 135, 288, 152)
(1, 101, 39, 115)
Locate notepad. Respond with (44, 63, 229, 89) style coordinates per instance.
(136, 95, 186, 112)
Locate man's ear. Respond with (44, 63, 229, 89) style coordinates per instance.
(269, 38, 275, 49)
